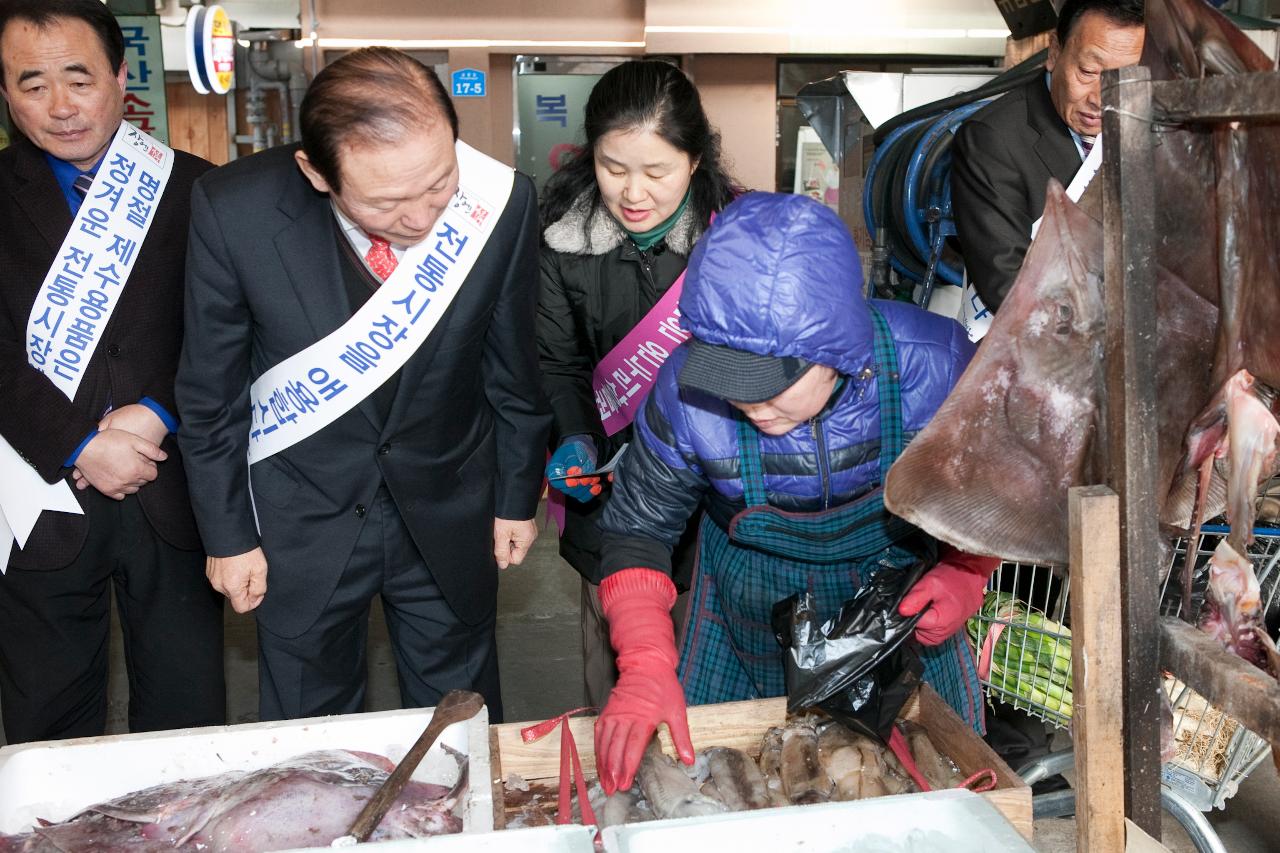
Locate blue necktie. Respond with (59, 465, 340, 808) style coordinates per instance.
(73, 172, 94, 198)
(70, 173, 94, 214)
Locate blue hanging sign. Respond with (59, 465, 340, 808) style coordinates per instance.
(451, 68, 487, 98)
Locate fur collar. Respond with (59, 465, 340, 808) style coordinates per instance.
(543, 192, 700, 256)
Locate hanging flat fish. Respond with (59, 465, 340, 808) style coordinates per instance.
(887, 0, 1278, 568)
(1197, 372, 1280, 670)
(885, 182, 1105, 564)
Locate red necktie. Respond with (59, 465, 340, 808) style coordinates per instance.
(364, 235, 398, 282)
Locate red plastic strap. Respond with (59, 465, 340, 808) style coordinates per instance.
(888, 727, 933, 793)
(520, 706, 594, 743)
(560, 720, 598, 826)
(888, 727, 1000, 795)
(976, 621, 1006, 681)
(518, 708, 598, 827)
(960, 768, 999, 793)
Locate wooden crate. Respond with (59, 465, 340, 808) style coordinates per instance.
(490, 685, 1032, 840)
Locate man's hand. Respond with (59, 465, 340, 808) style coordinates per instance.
(207, 547, 268, 613)
(99, 403, 169, 447)
(72, 429, 167, 499)
(493, 517, 538, 569)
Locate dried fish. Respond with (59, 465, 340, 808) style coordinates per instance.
(704, 747, 771, 810)
(636, 740, 728, 820)
(592, 783, 649, 830)
(900, 721, 965, 790)
(779, 725, 834, 805)
(756, 727, 791, 807)
(817, 724, 890, 801)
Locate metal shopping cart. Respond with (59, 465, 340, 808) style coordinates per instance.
(967, 523, 1280, 853)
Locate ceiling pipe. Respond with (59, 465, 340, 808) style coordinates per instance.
(157, 0, 186, 27)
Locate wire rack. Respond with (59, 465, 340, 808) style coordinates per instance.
(969, 561, 1073, 729)
(1158, 525, 1280, 810)
(967, 522, 1280, 811)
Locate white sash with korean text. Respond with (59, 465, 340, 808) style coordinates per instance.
(960, 137, 1102, 342)
(246, 141, 513, 465)
(1, 122, 174, 573)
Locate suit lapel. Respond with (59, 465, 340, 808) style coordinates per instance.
(273, 180, 383, 433)
(9, 140, 74, 252)
(1026, 78, 1083, 186)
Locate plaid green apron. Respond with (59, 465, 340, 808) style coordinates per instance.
(676, 307, 985, 733)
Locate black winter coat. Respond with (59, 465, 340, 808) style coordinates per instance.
(537, 194, 704, 584)
(0, 138, 210, 570)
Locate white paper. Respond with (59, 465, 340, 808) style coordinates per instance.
(0, 439, 82, 572)
(0, 505, 13, 576)
(548, 443, 629, 482)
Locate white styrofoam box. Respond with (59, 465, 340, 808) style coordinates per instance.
(282, 825, 598, 853)
(0, 705, 492, 839)
(601, 789, 1034, 853)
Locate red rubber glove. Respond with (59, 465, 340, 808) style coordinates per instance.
(898, 549, 1001, 646)
(594, 568, 695, 795)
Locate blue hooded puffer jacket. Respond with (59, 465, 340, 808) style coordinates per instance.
(598, 193, 975, 579)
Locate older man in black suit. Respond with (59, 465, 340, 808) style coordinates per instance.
(952, 0, 1144, 312)
(176, 48, 550, 723)
(0, 0, 224, 743)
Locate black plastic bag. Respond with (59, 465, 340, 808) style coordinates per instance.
(771, 557, 930, 743)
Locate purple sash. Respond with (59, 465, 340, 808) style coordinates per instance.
(590, 271, 690, 436)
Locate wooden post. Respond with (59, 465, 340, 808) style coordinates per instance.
(1160, 617, 1280, 744)
(1069, 486, 1126, 852)
(1101, 64, 1163, 834)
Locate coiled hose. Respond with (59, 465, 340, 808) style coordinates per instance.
(863, 50, 1048, 307)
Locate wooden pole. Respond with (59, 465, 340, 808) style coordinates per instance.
(1101, 64, 1163, 834)
(1069, 486, 1126, 852)
(1160, 617, 1280, 744)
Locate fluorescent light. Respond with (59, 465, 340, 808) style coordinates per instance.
(644, 26, 786, 35)
(293, 37, 645, 49)
(643, 25, 1009, 40)
(289, 26, 1009, 51)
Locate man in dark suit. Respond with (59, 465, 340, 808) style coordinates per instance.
(0, 0, 224, 743)
(952, 0, 1144, 312)
(176, 48, 550, 723)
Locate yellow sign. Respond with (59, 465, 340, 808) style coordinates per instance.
(209, 6, 234, 95)
(185, 4, 235, 95)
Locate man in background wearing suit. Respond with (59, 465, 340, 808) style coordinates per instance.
(951, 0, 1144, 312)
(0, 0, 224, 743)
(176, 48, 550, 723)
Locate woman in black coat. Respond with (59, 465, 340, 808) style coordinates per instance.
(536, 60, 741, 705)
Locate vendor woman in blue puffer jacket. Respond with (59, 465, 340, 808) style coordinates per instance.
(590, 192, 999, 795)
